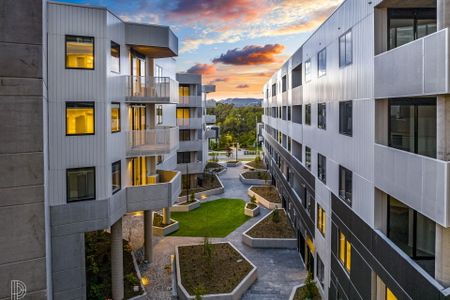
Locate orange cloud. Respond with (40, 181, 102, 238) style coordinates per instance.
(186, 63, 216, 75)
(236, 84, 250, 89)
(213, 44, 285, 66)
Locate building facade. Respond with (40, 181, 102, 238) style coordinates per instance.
(262, 0, 450, 299)
(1, 1, 182, 299)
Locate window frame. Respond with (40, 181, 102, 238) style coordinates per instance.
(65, 35, 95, 70)
(66, 101, 95, 136)
(305, 146, 312, 170)
(305, 59, 312, 82)
(110, 40, 120, 73)
(339, 100, 353, 136)
(111, 102, 121, 133)
(317, 153, 326, 184)
(318, 47, 327, 77)
(318, 102, 326, 130)
(305, 104, 312, 126)
(112, 160, 121, 194)
(339, 165, 352, 206)
(66, 167, 96, 202)
(317, 204, 326, 236)
(338, 230, 351, 274)
(339, 30, 353, 68)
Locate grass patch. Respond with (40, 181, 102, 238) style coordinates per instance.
(178, 243, 253, 296)
(242, 171, 270, 180)
(247, 209, 295, 239)
(170, 199, 250, 237)
(251, 186, 281, 203)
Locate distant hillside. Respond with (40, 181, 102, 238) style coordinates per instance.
(217, 98, 262, 107)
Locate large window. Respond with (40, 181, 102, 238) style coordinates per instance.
(305, 59, 312, 82)
(65, 35, 94, 69)
(318, 153, 326, 184)
(305, 104, 311, 125)
(339, 30, 352, 67)
(292, 63, 302, 88)
(112, 161, 121, 194)
(177, 152, 191, 164)
(338, 231, 351, 273)
(317, 255, 325, 288)
(293, 105, 302, 124)
(389, 98, 436, 158)
(66, 102, 95, 135)
(317, 204, 326, 236)
(388, 8, 436, 50)
(318, 48, 327, 77)
(272, 83, 277, 96)
(67, 167, 95, 202)
(282, 75, 287, 92)
(180, 130, 191, 141)
(111, 103, 120, 133)
(179, 85, 190, 97)
(339, 166, 352, 206)
(305, 146, 311, 170)
(110, 41, 120, 73)
(318, 103, 326, 130)
(339, 101, 352, 136)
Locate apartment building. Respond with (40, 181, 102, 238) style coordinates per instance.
(176, 73, 216, 191)
(262, 1, 450, 299)
(1, 1, 181, 299)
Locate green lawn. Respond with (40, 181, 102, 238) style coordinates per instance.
(170, 198, 250, 237)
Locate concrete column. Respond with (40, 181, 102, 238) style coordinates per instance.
(438, 0, 450, 30)
(435, 225, 450, 287)
(162, 207, 171, 225)
(144, 210, 153, 263)
(111, 219, 124, 300)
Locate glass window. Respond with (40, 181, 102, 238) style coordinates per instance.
(339, 166, 352, 206)
(180, 130, 191, 141)
(287, 106, 292, 121)
(157, 105, 163, 125)
(66, 102, 95, 135)
(305, 59, 312, 82)
(111, 103, 120, 133)
(282, 75, 287, 92)
(339, 30, 352, 67)
(318, 103, 326, 130)
(110, 41, 120, 73)
(339, 101, 352, 136)
(112, 161, 121, 194)
(318, 153, 326, 184)
(179, 85, 190, 97)
(318, 48, 327, 77)
(67, 167, 95, 202)
(386, 288, 398, 300)
(293, 105, 302, 124)
(317, 255, 325, 288)
(305, 104, 311, 125)
(292, 64, 302, 88)
(272, 83, 277, 96)
(65, 35, 94, 69)
(339, 231, 351, 273)
(317, 204, 326, 236)
(177, 152, 191, 164)
(305, 146, 311, 170)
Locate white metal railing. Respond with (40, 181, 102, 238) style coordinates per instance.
(127, 127, 179, 155)
(126, 76, 179, 102)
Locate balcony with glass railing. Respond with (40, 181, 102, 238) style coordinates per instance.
(205, 114, 216, 124)
(126, 127, 179, 156)
(178, 95, 202, 107)
(125, 76, 179, 103)
(176, 118, 203, 129)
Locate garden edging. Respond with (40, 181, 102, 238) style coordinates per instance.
(178, 174, 225, 202)
(247, 186, 282, 209)
(288, 283, 305, 300)
(170, 200, 201, 212)
(239, 173, 269, 185)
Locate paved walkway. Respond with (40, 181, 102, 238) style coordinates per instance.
(123, 162, 306, 300)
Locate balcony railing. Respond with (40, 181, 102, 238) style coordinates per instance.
(176, 161, 204, 174)
(127, 127, 179, 156)
(179, 140, 203, 151)
(205, 114, 216, 124)
(178, 95, 202, 107)
(176, 118, 203, 129)
(126, 76, 179, 103)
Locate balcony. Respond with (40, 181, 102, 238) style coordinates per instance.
(178, 95, 202, 107)
(126, 127, 179, 156)
(206, 100, 216, 108)
(177, 118, 203, 129)
(176, 161, 204, 174)
(125, 23, 178, 57)
(126, 170, 181, 212)
(375, 28, 449, 98)
(125, 76, 179, 103)
(179, 140, 203, 151)
(205, 114, 216, 124)
(374, 144, 450, 226)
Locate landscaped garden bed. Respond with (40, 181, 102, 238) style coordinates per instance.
(289, 273, 321, 300)
(172, 192, 201, 212)
(176, 241, 257, 299)
(242, 209, 296, 249)
(244, 202, 260, 217)
(205, 161, 226, 174)
(85, 231, 144, 299)
(240, 170, 270, 185)
(153, 212, 179, 236)
(226, 160, 242, 167)
(179, 173, 224, 199)
(244, 158, 266, 170)
(248, 185, 282, 209)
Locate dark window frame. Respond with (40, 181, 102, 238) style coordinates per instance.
(318, 47, 327, 77)
(66, 167, 96, 202)
(339, 101, 353, 136)
(339, 165, 352, 206)
(112, 160, 121, 194)
(305, 146, 312, 170)
(317, 153, 326, 184)
(111, 102, 121, 133)
(66, 101, 95, 136)
(65, 35, 95, 70)
(318, 102, 326, 130)
(339, 30, 353, 68)
(305, 104, 312, 126)
(110, 40, 120, 73)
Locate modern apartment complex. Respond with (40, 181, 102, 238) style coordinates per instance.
(175, 73, 215, 190)
(262, 0, 450, 299)
(1, 1, 182, 299)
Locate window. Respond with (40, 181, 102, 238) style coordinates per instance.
(282, 75, 287, 92)
(339, 30, 352, 67)
(317, 255, 325, 288)
(293, 140, 302, 162)
(305, 104, 311, 125)
(110, 41, 120, 73)
(305, 59, 312, 82)
(339, 166, 352, 205)
(318, 48, 327, 77)
(292, 63, 302, 88)
(318, 103, 326, 130)
(305, 146, 311, 170)
(177, 152, 191, 164)
(293, 105, 302, 124)
(111, 103, 120, 133)
(317, 153, 326, 183)
(317, 204, 326, 236)
(67, 167, 95, 202)
(339, 231, 351, 273)
(179, 85, 190, 97)
(156, 105, 163, 125)
(272, 83, 277, 96)
(112, 161, 121, 194)
(386, 288, 398, 300)
(287, 106, 291, 121)
(65, 35, 94, 69)
(389, 98, 436, 158)
(180, 130, 191, 141)
(339, 101, 352, 136)
(66, 102, 95, 135)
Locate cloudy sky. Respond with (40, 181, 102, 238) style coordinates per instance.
(59, 0, 342, 99)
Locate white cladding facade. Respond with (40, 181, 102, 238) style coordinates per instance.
(262, 0, 450, 299)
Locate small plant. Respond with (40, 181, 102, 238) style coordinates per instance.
(302, 272, 319, 299)
(249, 195, 257, 204)
(203, 236, 213, 258)
(272, 209, 280, 223)
(189, 191, 196, 203)
(193, 284, 207, 300)
(255, 155, 261, 163)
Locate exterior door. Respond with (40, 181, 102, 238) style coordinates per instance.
(131, 51, 146, 96)
(130, 106, 146, 146)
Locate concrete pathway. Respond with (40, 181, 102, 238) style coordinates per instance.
(123, 162, 306, 300)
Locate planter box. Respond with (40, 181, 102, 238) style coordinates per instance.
(178, 174, 225, 202)
(129, 251, 148, 300)
(247, 186, 282, 210)
(170, 200, 201, 212)
(175, 242, 257, 300)
(153, 218, 179, 236)
(288, 284, 305, 300)
(239, 172, 269, 185)
(243, 163, 266, 171)
(244, 204, 260, 217)
(226, 161, 242, 167)
(242, 209, 297, 249)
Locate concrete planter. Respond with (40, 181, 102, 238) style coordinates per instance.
(129, 251, 148, 300)
(175, 242, 257, 300)
(243, 163, 266, 171)
(170, 200, 201, 212)
(247, 186, 282, 209)
(244, 203, 260, 217)
(153, 213, 179, 236)
(239, 172, 269, 185)
(242, 209, 297, 249)
(178, 174, 225, 202)
(288, 284, 305, 300)
(226, 161, 241, 167)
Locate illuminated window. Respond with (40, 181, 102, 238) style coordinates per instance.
(111, 103, 120, 133)
(386, 288, 398, 300)
(317, 204, 326, 236)
(110, 41, 120, 73)
(179, 85, 190, 97)
(112, 161, 121, 194)
(67, 167, 95, 202)
(176, 108, 190, 119)
(338, 231, 351, 273)
(65, 35, 94, 69)
(66, 102, 95, 135)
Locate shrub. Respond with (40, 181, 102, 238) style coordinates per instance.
(272, 209, 280, 223)
(189, 192, 196, 203)
(249, 195, 257, 204)
(303, 272, 319, 299)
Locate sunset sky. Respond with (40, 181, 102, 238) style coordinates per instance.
(59, 0, 343, 100)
